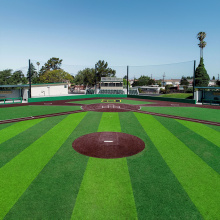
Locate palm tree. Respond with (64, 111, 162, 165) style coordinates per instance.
(197, 32, 207, 58)
(36, 62, 40, 74)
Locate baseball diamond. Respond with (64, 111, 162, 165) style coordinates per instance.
(0, 97, 219, 220)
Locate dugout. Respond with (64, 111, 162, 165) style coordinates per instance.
(195, 87, 220, 104)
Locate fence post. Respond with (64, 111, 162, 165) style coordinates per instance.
(193, 60, 196, 99)
(127, 66, 129, 96)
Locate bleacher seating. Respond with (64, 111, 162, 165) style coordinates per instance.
(99, 90, 124, 95)
(86, 89, 94, 94)
(129, 89, 139, 95)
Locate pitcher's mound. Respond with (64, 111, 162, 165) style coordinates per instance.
(72, 132, 145, 159)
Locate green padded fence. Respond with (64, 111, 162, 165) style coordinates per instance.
(127, 95, 196, 104)
(28, 94, 127, 103)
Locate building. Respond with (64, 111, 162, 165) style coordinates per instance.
(100, 77, 123, 90)
(0, 83, 69, 101)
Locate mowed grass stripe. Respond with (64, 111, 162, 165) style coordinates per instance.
(5, 112, 102, 220)
(72, 113, 138, 220)
(205, 124, 220, 132)
(0, 115, 67, 168)
(156, 116, 220, 174)
(140, 106, 220, 122)
(177, 120, 220, 147)
(0, 112, 87, 219)
(98, 112, 121, 132)
(120, 112, 202, 219)
(0, 105, 81, 120)
(135, 113, 220, 220)
(0, 119, 44, 145)
(0, 123, 15, 131)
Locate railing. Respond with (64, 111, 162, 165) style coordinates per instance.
(202, 99, 220, 105)
(0, 97, 22, 104)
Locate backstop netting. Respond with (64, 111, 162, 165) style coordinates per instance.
(128, 61, 195, 95)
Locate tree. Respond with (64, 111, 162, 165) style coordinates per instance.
(11, 70, 27, 84)
(194, 57, 210, 87)
(74, 68, 95, 87)
(212, 76, 215, 80)
(36, 62, 40, 73)
(95, 60, 116, 82)
(180, 76, 189, 86)
(132, 75, 153, 86)
(0, 69, 12, 85)
(0, 69, 27, 85)
(27, 63, 39, 84)
(216, 80, 220, 86)
(197, 32, 207, 58)
(39, 69, 73, 83)
(39, 57, 63, 75)
(123, 78, 130, 87)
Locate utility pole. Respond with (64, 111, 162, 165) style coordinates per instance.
(162, 72, 166, 86)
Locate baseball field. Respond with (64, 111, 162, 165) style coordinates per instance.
(0, 98, 219, 219)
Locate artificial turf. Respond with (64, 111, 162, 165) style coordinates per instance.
(0, 105, 81, 120)
(120, 112, 202, 219)
(5, 112, 101, 219)
(135, 113, 220, 220)
(141, 106, 220, 122)
(156, 116, 220, 174)
(0, 119, 44, 145)
(72, 113, 137, 219)
(0, 103, 219, 219)
(0, 113, 87, 219)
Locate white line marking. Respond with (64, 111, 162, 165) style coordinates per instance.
(104, 141, 113, 143)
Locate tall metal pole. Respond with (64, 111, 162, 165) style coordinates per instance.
(28, 59, 31, 98)
(127, 66, 129, 96)
(95, 64, 97, 94)
(193, 60, 196, 99)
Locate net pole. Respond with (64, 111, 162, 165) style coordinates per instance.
(95, 64, 97, 94)
(193, 60, 196, 100)
(28, 59, 31, 98)
(127, 65, 129, 96)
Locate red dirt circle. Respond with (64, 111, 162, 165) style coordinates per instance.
(72, 132, 145, 159)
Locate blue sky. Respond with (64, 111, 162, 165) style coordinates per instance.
(0, 0, 220, 78)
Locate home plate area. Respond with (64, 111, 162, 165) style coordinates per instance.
(82, 103, 140, 112)
(72, 132, 145, 159)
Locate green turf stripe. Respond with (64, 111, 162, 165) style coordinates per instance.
(0, 115, 67, 168)
(140, 106, 220, 122)
(71, 158, 138, 220)
(5, 111, 102, 219)
(156, 116, 220, 174)
(135, 113, 220, 220)
(205, 124, 220, 132)
(98, 112, 121, 132)
(0, 119, 45, 145)
(0, 123, 15, 131)
(120, 112, 202, 219)
(177, 120, 220, 147)
(0, 112, 87, 219)
(0, 105, 81, 120)
(71, 112, 138, 219)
